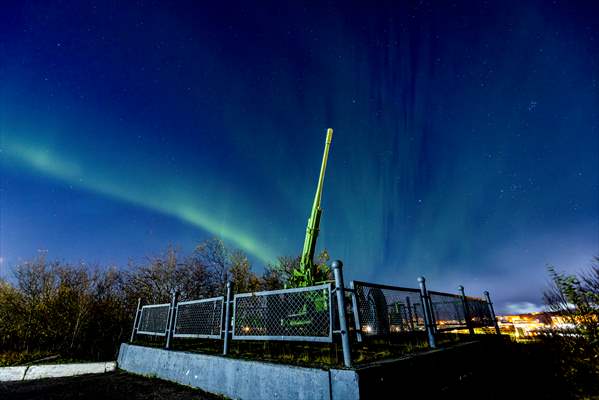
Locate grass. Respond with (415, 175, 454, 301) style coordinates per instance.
(0, 351, 83, 367)
(0, 349, 119, 367)
(1, 330, 486, 369)
(131, 331, 476, 368)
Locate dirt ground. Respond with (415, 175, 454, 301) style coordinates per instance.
(0, 371, 226, 400)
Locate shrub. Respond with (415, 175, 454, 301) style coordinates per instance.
(541, 258, 599, 398)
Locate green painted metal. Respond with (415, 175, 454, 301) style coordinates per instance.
(291, 128, 333, 287)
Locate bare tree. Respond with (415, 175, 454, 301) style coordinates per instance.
(125, 245, 214, 302)
(265, 249, 331, 288)
(194, 238, 229, 295)
(229, 249, 261, 293)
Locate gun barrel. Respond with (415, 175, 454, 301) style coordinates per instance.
(300, 128, 333, 273)
(312, 128, 333, 212)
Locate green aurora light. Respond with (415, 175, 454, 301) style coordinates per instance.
(1, 135, 279, 264)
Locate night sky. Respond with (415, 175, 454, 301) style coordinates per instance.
(1, 1, 598, 313)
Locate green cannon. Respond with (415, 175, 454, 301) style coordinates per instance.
(289, 128, 333, 288)
(280, 128, 334, 332)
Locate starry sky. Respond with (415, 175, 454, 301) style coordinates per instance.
(1, 1, 598, 313)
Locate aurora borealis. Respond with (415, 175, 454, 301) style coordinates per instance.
(1, 1, 598, 312)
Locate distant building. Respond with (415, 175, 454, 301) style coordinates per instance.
(496, 311, 567, 339)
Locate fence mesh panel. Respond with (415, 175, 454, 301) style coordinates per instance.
(466, 297, 494, 327)
(174, 297, 224, 339)
(133, 282, 497, 345)
(232, 284, 332, 342)
(352, 281, 425, 337)
(428, 291, 467, 330)
(137, 304, 170, 336)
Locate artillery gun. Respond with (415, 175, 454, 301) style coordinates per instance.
(288, 128, 334, 288)
(277, 128, 334, 332)
(286, 128, 390, 336)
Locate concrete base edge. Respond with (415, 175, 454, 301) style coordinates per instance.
(0, 362, 116, 382)
(117, 343, 359, 400)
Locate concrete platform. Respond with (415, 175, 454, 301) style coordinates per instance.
(118, 340, 501, 399)
(118, 344, 358, 400)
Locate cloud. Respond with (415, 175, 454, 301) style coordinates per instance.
(503, 301, 544, 314)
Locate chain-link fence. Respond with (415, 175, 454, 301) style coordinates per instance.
(137, 303, 170, 336)
(173, 296, 224, 339)
(130, 272, 500, 368)
(350, 282, 498, 338)
(428, 291, 467, 331)
(466, 296, 494, 328)
(232, 284, 333, 342)
(351, 281, 426, 337)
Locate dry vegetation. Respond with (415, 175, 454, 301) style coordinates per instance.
(539, 259, 599, 398)
(0, 238, 326, 366)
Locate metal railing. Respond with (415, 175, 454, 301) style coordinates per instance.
(136, 303, 170, 336)
(465, 296, 494, 328)
(428, 291, 467, 331)
(129, 261, 502, 368)
(350, 281, 425, 341)
(174, 296, 224, 339)
(232, 284, 333, 342)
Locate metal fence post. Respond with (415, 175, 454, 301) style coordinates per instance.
(165, 290, 179, 349)
(427, 294, 438, 334)
(405, 296, 415, 331)
(130, 298, 142, 343)
(417, 277, 436, 349)
(484, 291, 501, 335)
(349, 281, 363, 343)
(223, 281, 233, 355)
(332, 260, 352, 368)
(458, 285, 475, 335)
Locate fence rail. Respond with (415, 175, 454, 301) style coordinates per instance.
(137, 303, 170, 336)
(351, 281, 425, 338)
(466, 296, 495, 328)
(174, 296, 224, 339)
(232, 284, 333, 342)
(130, 263, 501, 368)
(428, 290, 467, 331)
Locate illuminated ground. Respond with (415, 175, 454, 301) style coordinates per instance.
(0, 371, 225, 400)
